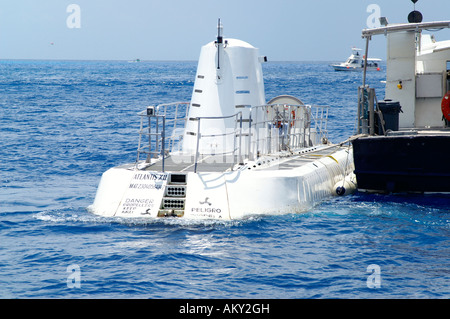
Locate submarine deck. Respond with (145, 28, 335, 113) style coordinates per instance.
(118, 144, 350, 173)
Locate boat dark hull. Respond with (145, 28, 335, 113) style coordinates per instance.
(352, 135, 450, 193)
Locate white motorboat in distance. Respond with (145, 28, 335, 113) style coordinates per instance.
(331, 48, 381, 71)
(88, 20, 355, 220)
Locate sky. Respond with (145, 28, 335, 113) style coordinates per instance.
(1, 0, 450, 61)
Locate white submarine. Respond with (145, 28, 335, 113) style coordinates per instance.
(88, 20, 355, 220)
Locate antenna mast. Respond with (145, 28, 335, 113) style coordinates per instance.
(216, 19, 223, 69)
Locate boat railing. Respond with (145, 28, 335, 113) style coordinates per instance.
(192, 112, 243, 173)
(135, 101, 329, 172)
(136, 102, 189, 169)
(246, 103, 329, 160)
(310, 104, 329, 141)
(357, 86, 385, 135)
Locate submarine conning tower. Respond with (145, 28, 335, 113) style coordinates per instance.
(182, 20, 268, 156)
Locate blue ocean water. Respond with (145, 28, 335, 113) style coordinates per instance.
(1, 60, 449, 299)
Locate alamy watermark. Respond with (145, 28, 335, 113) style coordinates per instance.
(66, 4, 81, 29)
(366, 4, 381, 29)
(67, 264, 81, 288)
(366, 264, 381, 288)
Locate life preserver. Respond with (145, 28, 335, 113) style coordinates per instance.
(275, 108, 296, 128)
(441, 91, 450, 122)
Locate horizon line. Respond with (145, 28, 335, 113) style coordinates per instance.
(0, 58, 384, 63)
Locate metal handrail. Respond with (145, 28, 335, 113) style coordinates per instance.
(246, 103, 329, 159)
(356, 86, 385, 136)
(135, 102, 329, 172)
(193, 112, 243, 173)
(135, 102, 189, 169)
(310, 105, 329, 139)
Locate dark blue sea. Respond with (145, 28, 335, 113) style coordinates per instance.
(1, 60, 449, 300)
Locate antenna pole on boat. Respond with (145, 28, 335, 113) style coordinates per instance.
(362, 35, 370, 87)
(216, 18, 223, 70)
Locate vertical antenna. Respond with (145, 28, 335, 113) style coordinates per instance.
(216, 18, 223, 69)
(217, 18, 223, 45)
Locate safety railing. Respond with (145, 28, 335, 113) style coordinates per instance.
(193, 112, 243, 173)
(136, 102, 189, 169)
(246, 103, 329, 160)
(357, 86, 385, 135)
(135, 102, 329, 172)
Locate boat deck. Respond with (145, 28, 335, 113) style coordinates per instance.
(124, 144, 349, 173)
(276, 144, 347, 170)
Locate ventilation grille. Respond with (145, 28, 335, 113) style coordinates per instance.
(162, 198, 185, 209)
(165, 186, 186, 197)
